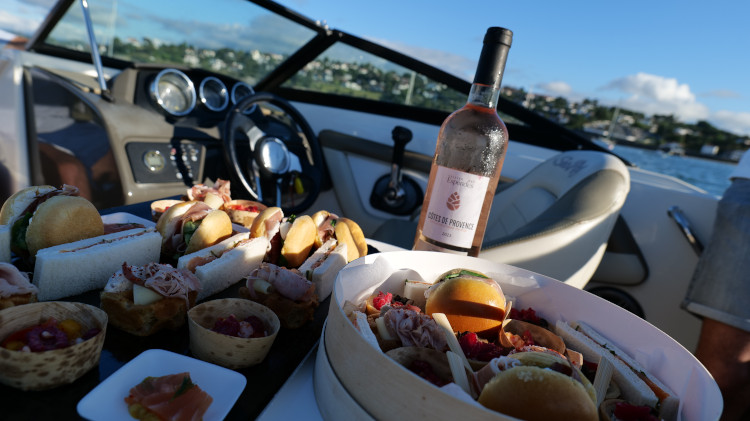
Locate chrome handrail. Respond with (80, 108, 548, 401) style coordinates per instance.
(79, 0, 111, 100)
(667, 205, 704, 256)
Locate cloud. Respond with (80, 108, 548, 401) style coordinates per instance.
(700, 89, 742, 99)
(598, 72, 710, 122)
(711, 110, 750, 137)
(0, 10, 43, 36)
(536, 81, 572, 96)
(370, 38, 476, 80)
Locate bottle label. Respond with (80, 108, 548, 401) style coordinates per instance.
(421, 166, 490, 249)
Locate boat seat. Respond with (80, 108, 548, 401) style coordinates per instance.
(370, 150, 630, 289)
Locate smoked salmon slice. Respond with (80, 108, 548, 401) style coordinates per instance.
(125, 372, 213, 421)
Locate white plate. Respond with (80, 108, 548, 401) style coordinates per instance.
(77, 349, 246, 421)
(101, 212, 156, 228)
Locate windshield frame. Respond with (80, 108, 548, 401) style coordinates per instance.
(24, 0, 618, 159)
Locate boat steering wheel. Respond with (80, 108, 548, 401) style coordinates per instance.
(222, 92, 324, 215)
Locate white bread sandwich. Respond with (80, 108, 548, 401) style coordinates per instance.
(296, 238, 348, 300)
(177, 232, 269, 300)
(32, 228, 161, 301)
(554, 320, 679, 420)
(0, 224, 10, 263)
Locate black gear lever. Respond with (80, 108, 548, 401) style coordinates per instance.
(370, 126, 423, 215)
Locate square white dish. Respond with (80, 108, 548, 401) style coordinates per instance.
(77, 349, 246, 421)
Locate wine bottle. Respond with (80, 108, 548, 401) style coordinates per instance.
(412, 27, 512, 257)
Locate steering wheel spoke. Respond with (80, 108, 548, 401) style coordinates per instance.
(222, 92, 323, 214)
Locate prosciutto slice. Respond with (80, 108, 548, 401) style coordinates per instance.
(187, 179, 232, 203)
(121, 262, 202, 305)
(245, 263, 315, 302)
(0, 263, 38, 298)
(382, 308, 448, 351)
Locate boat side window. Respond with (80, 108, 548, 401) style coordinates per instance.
(282, 43, 466, 113)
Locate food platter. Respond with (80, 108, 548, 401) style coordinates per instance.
(319, 251, 722, 421)
(1, 202, 331, 421)
(77, 349, 246, 421)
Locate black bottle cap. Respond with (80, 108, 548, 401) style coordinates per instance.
(474, 27, 513, 87)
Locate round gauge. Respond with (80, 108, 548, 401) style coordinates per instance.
(199, 76, 229, 112)
(231, 82, 257, 114)
(142, 150, 166, 172)
(150, 69, 196, 117)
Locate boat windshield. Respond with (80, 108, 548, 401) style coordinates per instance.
(43, 0, 318, 85)
(38, 0, 508, 117)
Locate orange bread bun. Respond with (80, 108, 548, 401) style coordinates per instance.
(280, 215, 316, 268)
(425, 269, 506, 339)
(25, 196, 104, 256)
(184, 209, 232, 254)
(477, 351, 597, 421)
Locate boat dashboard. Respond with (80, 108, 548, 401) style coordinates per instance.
(25, 62, 285, 208)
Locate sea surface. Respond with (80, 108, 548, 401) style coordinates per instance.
(611, 144, 736, 198)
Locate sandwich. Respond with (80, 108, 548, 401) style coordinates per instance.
(0, 262, 38, 309)
(222, 199, 267, 228)
(100, 262, 202, 336)
(249, 207, 317, 268)
(177, 232, 269, 300)
(296, 238, 348, 300)
(240, 262, 318, 329)
(32, 228, 162, 301)
(311, 210, 367, 263)
(156, 200, 233, 262)
(475, 350, 598, 421)
(0, 225, 10, 263)
(0, 185, 103, 260)
(554, 320, 679, 420)
(187, 178, 232, 209)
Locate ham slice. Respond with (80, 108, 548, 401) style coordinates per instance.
(188, 179, 232, 203)
(121, 262, 202, 305)
(245, 263, 315, 302)
(382, 308, 448, 351)
(0, 262, 38, 298)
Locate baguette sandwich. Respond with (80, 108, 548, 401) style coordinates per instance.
(177, 232, 269, 300)
(156, 200, 233, 262)
(249, 207, 317, 268)
(101, 262, 201, 336)
(311, 210, 367, 263)
(32, 227, 162, 301)
(554, 320, 679, 420)
(0, 184, 103, 260)
(297, 238, 348, 300)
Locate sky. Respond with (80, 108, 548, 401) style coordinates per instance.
(2, 0, 750, 136)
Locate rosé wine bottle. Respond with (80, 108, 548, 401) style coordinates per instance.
(413, 27, 512, 256)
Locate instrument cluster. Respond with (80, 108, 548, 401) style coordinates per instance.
(149, 68, 256, 117)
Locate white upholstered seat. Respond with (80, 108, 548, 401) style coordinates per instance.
(371, 150, 631, 288)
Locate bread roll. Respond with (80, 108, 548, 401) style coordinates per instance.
(425, 270, 506, 338)
(478, 351, 598, 421)
(184, 209, 232, 254)
(0, 185, 55, 225)
(281, 215, 316, 268)
(25, 196, 104, 256)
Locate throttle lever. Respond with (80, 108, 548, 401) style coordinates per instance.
(386, 126, 413, 203)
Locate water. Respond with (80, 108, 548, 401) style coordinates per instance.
(611, 144, 736, 198)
